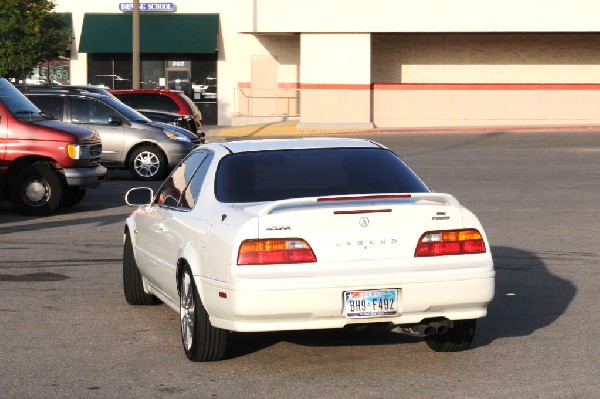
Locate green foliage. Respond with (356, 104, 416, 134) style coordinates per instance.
(0, 0, 70, 80)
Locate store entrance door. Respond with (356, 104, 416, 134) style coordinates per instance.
(166, 69, 191, 97)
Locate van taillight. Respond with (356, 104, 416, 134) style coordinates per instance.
(237, 238, 317, 265)
(414, 229, 486, 257)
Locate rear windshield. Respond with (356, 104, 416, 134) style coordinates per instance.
(215, 148, 430, 203)
(116, 93, 179, 113)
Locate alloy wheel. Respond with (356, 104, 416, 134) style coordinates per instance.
(133, 150, 160, 178)
(180, 271, 195, 352)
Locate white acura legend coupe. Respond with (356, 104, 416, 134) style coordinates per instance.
(123, 138, 495, 361)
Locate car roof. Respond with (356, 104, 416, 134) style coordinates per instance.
(110, 88, 185, 95)
(16, 85, 114, 96)
(25, 90, 109, 100)
(212, 138, 384, 153)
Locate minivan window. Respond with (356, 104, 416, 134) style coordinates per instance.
(215, 148, 430, 203)
(101, 96, 150, 123)
(71, 98, 119, 124)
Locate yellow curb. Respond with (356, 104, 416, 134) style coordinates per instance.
(215, 123, 370, 137)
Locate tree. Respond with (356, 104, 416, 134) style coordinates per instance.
(0, 0, 70, 81)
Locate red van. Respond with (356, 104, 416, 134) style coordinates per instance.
(0, 77, 107, 215)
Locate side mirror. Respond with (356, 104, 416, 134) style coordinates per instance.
(125, 187, 154, 206)
(108, 116, 122, 126)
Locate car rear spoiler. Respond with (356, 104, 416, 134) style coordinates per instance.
(243, 193, 461, 217)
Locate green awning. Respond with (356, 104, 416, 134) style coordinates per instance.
(79, 13, 219, 53)
(58, 13, 72, 32)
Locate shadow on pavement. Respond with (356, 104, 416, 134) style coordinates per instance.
(477, 246, 576, 346)
(227, 246, 575, 359)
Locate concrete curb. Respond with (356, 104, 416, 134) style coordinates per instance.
(206, 123, 600, 138)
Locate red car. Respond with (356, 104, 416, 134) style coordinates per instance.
(110, 89, 203, 136)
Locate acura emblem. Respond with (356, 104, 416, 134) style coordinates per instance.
(359, 217, 370, 227)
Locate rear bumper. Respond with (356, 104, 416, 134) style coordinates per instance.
(199, 269, 495, 332)
(63, 165, 108, 188)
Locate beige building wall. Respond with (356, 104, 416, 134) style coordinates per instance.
(373, 88, 600, 128)
(233, 35, 300, 120)
(299, 34, 373, 128)
(371, 33, 600, 127)
(54, 0, 600, 127)
(372, 33, 600, 83)
(245, 0, 600, 33)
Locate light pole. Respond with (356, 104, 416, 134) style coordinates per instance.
(132, 0, 140, 89)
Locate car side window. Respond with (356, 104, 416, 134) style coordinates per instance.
(120, 94, 179, 113)
(181, 151, 212, 209)
(70, 98, 91, 123)
(155, 150, 210, 210)
(71, 98, 118, 124)
(29, 96, 65, 121)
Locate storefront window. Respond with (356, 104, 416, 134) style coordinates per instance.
(28, 58, 71, 85)
(88, 55, 115, 88)
(114, 58, 133, 89)
(141, 59, 164, 89)
(86, 53, 218, 123)
(191, 55, 217, 103)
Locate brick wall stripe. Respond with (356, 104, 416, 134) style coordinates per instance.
(237, 82, 600, 90)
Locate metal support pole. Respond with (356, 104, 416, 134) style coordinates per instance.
(132, 0, 140, 89)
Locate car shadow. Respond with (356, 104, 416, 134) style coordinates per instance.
(226, 246, 575, 359)
(0, 170, 163, 226)
(476, 246, 576, 347)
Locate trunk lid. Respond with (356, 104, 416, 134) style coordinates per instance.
(246, 194, 466, 262)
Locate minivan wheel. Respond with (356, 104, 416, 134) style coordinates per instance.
(10, 164, 63, 216)
(179, 265, 228, 361)
(129, 145, 167, 181)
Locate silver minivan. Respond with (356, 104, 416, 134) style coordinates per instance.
(22, 90, 199, 180)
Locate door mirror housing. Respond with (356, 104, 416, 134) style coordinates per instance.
(125, 187, 154, 206)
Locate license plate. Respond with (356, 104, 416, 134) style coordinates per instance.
(343, 289, 398, 318)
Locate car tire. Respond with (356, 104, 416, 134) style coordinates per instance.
(179, 265, 228, 362)
(61, 187, 87, 208)
(128, 145, 168, 181)
(425, 319, 477, 352)
(123, 231, 161, 305)
(9, 163, 63, 216)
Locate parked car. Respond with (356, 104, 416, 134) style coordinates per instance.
(20, 88, 200, 180)
(110, 89, 203, 135)
(19, 85, 204, 141)
(136, 109, 204, 142)
(123, 138, 495, 361)
(0, 77, 106, 215)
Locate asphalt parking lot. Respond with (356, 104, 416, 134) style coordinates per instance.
(1, 130, 599, 398)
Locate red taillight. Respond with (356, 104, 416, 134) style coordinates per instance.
(237, 238, 317, 265)
(414, 229, 486, 257)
